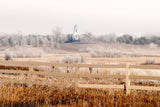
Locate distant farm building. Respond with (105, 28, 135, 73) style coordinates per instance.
(67, 25, 80, 42)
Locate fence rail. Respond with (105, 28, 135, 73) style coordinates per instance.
(0, 60, 160, 94)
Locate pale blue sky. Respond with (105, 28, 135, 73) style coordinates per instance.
(0, 0, 160, 36)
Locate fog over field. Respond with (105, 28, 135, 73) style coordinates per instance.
(1, 0, 160, 106)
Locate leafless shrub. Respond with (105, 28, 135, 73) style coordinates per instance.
(129, 52, 143, 57)
(60, 55, 85, 63)
(149, 43, 157, 49)
(52, 27, 62, 49)
(45, 48, 67, 54)
(4, 52, 13, 60)
(80, 46, 145, 58)
(89, 48, 122, 58)
(79, 47, 93, 52)
(80, 46, 122, 58)
(145, 59, 155, 65)
(5, 47, 44, 58)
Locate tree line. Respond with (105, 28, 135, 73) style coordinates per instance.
(116, 34, 160, 45)
(0, 32, 160, 47)
(84, 33, 160, 45)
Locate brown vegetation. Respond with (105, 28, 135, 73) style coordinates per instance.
(0, 86, 159, 107)
(0, 65, 40, 71)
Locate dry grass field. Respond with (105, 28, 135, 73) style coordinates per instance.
(0, 86, 160, 107)
(1, 0, 160, 106)
(0, 43, 160, 106)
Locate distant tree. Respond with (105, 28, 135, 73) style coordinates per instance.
(108, 33, 116, 43)
(81, 32, 96, 43)
(149, 36, 158, 43)
(32, 36, 37, 46)
(18, 33, 23, 46)
(156, 40, 160, 46)
(0, 36, 9, 46)
(117, 34, 133, 44)
(28, 36, 32, 46)
(148, 36, 160, 45)
(99, 33, 116, 43)
(8, 37, 15, 47)
(43, 37, 50, 46)
(133, 37, 150, 45)
(34, 36, 38, 47)
(21, 36, 27, 46)
(52, 27, 62, 48)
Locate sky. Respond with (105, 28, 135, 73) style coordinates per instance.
(0, 0, 160, 36)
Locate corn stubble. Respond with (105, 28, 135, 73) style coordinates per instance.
(0, 86, 159, 107)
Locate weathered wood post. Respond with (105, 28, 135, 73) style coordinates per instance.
(29, 60, 33, 87)
(125, 63, 131, 94)
(52, 65, 55, 72)
(89, 67, 93, 73)
(75, 64, 79, 89)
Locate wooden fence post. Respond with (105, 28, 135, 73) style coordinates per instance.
(29, 60, 33, 87)
(75, 64, 79, 89)
(126, 63, 130, 94)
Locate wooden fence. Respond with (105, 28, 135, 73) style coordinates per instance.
(0, 60, 160, 94)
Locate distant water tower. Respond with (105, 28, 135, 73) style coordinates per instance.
(67, 24, 80, 42)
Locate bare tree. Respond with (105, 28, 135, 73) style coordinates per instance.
(52, 27, 62, 48)
(35, 36, 39, 47)
(81, 32, 96, 43)
(17, 30, 23, 46)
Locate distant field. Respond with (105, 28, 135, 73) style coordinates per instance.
(1, 43, 160, 65)
(1, 53, 160, 65)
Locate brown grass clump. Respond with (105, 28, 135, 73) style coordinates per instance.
(144, 59, 156, 65)
(0, 65, 41, 72)
(0, 86, 159, 107)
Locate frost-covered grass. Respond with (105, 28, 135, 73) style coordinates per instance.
(43, 47, 67, 54)
(79, 45, 146, 58)
(80, 46, 122, 58)
(5, 47, 44, 59)
(60, 55, 85, 63)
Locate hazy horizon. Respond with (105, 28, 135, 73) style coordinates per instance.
(0, 0, 160, 36)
